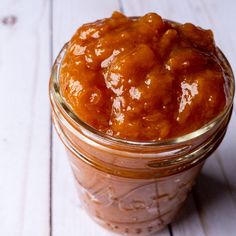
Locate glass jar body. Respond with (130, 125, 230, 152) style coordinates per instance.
(49, 43, 234, 235)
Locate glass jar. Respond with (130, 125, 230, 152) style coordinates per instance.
(49, 44, 234, 236)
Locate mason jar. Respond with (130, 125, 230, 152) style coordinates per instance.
(49, 43, 234, 236)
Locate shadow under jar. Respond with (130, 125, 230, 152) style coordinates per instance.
(49, 40, 234, 236)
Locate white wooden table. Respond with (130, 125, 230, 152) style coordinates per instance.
(0, 0, 236, 235)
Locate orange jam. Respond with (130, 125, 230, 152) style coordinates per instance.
(60, 12, 226, 141)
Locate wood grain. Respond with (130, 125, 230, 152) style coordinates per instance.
(0, 0, 51, 235)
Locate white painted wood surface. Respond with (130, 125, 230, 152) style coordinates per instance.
(0, 1, 51, 236)
(0, 0, 235, 235)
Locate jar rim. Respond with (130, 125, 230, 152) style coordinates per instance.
(49, 42, 235, 148)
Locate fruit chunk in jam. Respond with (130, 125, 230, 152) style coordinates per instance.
(60, 12, 226, 141)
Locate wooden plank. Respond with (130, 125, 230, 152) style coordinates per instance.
(193, 142, 236, 235)
(121, 0, 206, 23)
(0, 0, 51, 236)
(197, 0, 236, 105)
(217, 113, 236, 203)
(51, 1, 125, 235)
(172, 194, 205, 236)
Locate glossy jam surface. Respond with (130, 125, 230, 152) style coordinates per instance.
(60, 12, 226, 141)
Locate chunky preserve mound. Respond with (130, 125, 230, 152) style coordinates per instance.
(60, 12, 226, 141)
